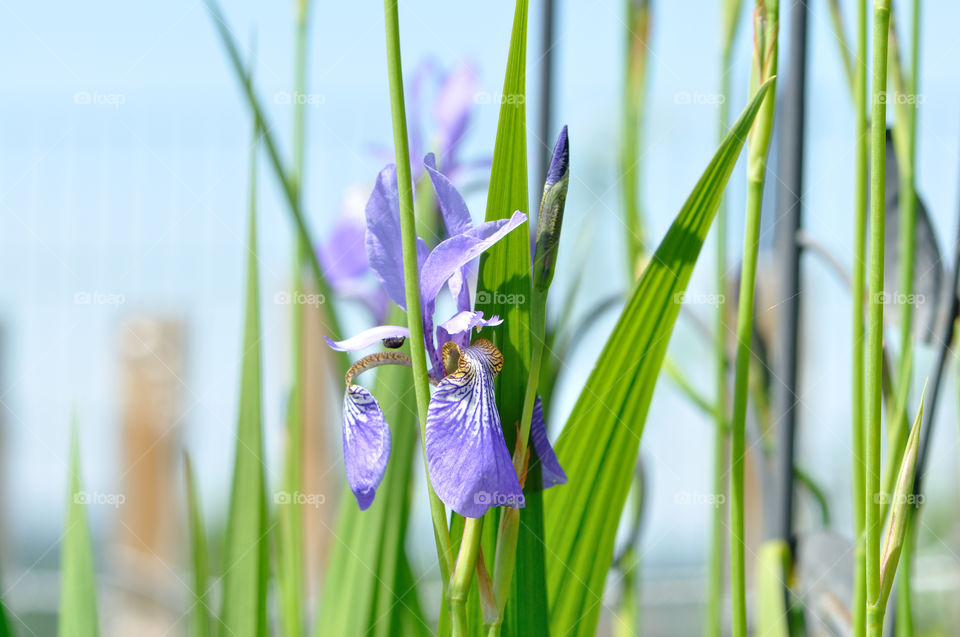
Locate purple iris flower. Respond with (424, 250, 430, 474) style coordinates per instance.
(326, 156, 528, 515)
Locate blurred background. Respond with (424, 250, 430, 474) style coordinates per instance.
(2, 0, 960, 634)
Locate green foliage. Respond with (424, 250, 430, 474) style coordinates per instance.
(542, 78, 774, 637)
(184, 454, 212, 637)
(59, 426, 100, 637)
(217, 144, 269, 637)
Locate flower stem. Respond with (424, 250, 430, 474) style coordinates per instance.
(486, 296, 547, 629)
(850, 0, 868, 633)
(708, 3, 740, 633)
(382, 0, 454, 587)
(866, 1, 892, 635)
(450, 517, 484, 637)
(730, 4, 778, 636)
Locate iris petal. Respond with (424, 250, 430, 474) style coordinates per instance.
(420, 211, 527, 308)
(530, 397, 568, 488)
(342, 385, 392, 510)
(365, 165, 407, 310)
(425, 339, 523, 517)
(324, 325, 410, 352)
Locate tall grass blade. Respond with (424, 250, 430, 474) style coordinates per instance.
(470, 2, 549, 635)
(184, 453, 212, 637)
(543, 78, 774, 637)
(217, 127, 269, 637)
(59, 425, 100, 637)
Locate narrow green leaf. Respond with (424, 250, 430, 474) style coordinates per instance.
(218, 130, 268, 637)
(755, 540, 791, 637)
(471, 2, 550, 635)
(543, 78, 775, 637)
(316, 335, 427, 637)
(878, 385, 925, 613)
(59, 424, 100, 637)
(184, 453, 211, 637)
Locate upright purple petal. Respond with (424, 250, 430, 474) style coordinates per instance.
(530, 397, 567, 488)
(433, 61, 478, 166)
(365, 165, 407, 309)
(436, 311, 502, 351)
(319, 185, 370, 286)
(324, 325, 410, 352)
(343, 385, 392, 510)
(425, 339, 523, 517)
(424, 153, 473, 237)
(420, 211, 527, 308)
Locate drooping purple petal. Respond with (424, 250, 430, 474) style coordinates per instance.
(530, 397, 567, 488)
(324, 325, 410, 352)
(343, 385, 392, 510)
(425, 339, 523, 517)
(420, 211, 527, 308)
(365, 165, 407, 309)
(424, 153, 473, 237)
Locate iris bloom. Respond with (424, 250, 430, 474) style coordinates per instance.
(326, 156, 565, 517)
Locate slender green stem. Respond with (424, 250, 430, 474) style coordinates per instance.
(450, 517, 484, 637)
(892, 2, 921, 632)
(278, 4, 309, 636)
(851, 1, 868, 633)
(708, 6, 739, 630)
(382, 0, 454, 588)
(730, 4, 777, 636)
(620, 0, 650, 279)
(487, 297, 547, 630)
(866, 2, 891, 635)
(730, 178, 763, 637)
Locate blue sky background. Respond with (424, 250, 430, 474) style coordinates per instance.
(2, 0, 960, 598)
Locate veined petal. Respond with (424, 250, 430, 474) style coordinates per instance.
(424, 153, 473, 237)
(530, 396, 567, 488)
(420, 211, 527, 307)
(324, 325, 410, 352)
(365, 165, 407, 309)
(343, 385, 391, 510)
(425, 339, 522, 517)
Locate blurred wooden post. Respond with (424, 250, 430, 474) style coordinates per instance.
(110, 316, 185, 636)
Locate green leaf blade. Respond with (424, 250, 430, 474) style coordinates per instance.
(58, 425, 100, 637)
(217, 138, 269, 637)
(543, 78, 775, 637)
